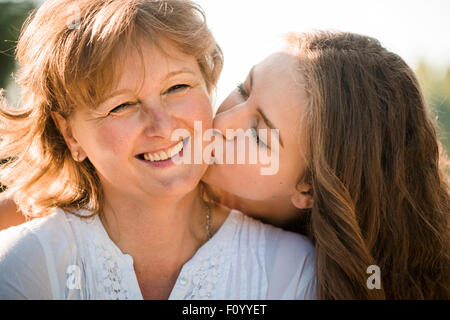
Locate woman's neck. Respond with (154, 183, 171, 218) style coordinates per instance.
(99, 184, 216, 299)
(101, 186, 207, 257)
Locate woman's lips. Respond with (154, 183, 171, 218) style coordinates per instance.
(136, 137, 189, 167)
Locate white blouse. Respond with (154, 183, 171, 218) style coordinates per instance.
(0, 208, 316, 299)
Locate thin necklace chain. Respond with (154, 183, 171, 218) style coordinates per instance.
(205, 201, 212, 240)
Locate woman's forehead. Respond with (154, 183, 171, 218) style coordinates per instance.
(107, 39, 200, 94)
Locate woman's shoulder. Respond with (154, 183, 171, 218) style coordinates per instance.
(0, 208, 97, 267)
(0, 209, 81, 299)
(0, 208, 75, 247)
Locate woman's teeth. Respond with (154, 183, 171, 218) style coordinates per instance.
(142, 140, 184, 162)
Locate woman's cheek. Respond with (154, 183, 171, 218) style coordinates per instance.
(173, 89, 213, 126)
(91, 119, 137, 158)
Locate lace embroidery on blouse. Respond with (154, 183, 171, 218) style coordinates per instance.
(81, 215, 132, 300)
(170, 213, 240, 299)
(71, 210, 241, 300)
(178, 245, 223, 299)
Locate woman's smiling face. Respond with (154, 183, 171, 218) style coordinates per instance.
(203, 51, 309, 202)
(58, 38, 214, 200)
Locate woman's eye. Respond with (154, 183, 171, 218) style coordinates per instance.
(109, 102, 137, 114)
(237, 82, 249, 100)
(165, 84, 190, 95)
(250, 127, 268, 148)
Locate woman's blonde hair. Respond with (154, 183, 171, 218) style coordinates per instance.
(0, 0, 223, 218)
(289, 31, 450, 299)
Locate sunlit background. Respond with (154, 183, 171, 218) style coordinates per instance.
(1, 0, 450, 151)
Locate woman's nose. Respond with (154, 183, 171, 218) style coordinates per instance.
(142, 103, 177, 139)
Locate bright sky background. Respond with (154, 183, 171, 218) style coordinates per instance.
(7, 0, 450, 108)
(195, 0, 450, 107)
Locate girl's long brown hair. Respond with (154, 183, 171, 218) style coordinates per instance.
(291, 31, 450, 299)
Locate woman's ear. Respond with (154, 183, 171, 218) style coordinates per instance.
(290, 182, 313, 210)
(51, 112, 86, 162)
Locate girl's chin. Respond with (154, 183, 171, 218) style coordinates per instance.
(201, 165, 216, 183)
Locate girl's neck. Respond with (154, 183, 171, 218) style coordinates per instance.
(212, 186, 302, 230)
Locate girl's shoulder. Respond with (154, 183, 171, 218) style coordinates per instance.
(223, 210, 316, 299)
(227, 209, 314, 254)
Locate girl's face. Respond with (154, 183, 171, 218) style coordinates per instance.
(58, 39, 213, 200)
(203, 51, 309, 202)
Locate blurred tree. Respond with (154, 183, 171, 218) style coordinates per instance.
(416, 61, 450, 154)
(0, 0, 36, 90)
(1, 1, 36, 194)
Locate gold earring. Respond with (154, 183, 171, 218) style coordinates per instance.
(73, 151, 79, 162)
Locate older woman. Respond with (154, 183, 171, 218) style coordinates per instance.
(0, 0, 315, 299)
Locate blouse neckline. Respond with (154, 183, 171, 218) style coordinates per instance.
(86, 208, 238, 299)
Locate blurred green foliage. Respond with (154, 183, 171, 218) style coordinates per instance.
(0, 1, 35, 192)
(415, 62, 450, 154)
(0, 0, 36, 89)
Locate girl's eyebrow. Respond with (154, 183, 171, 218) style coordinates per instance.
(250, 66, 284, 148)
(249, 66, 255, 91)
(256, 107, 284, 148)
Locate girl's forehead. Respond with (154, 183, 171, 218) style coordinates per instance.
(254, 52, 302, 98)
(252, 52, 307, 131)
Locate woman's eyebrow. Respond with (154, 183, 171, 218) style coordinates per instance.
(96, 89, 135, 110)
(162, 68, 197, 82)
(97, 68, 197, 107)
(101, 89, 134, 101)
(256, 107, 284, 148)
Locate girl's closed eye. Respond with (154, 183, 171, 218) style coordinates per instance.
(250, 127, 268, 149)
(237, 82, 249, 100)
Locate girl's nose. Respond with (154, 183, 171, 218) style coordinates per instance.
(213, 98, 250, 138)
